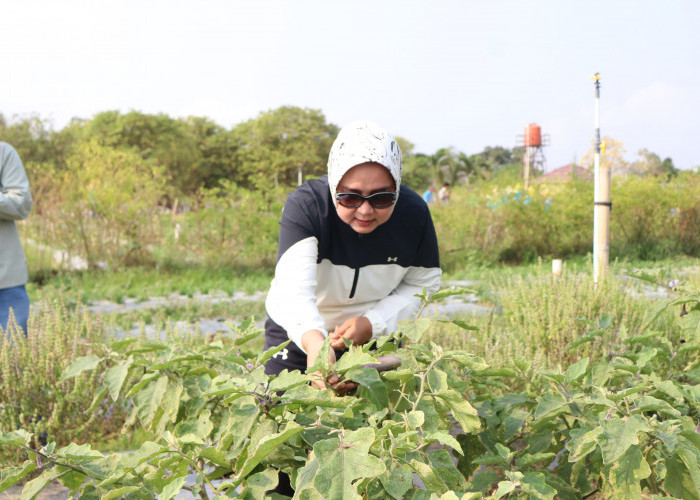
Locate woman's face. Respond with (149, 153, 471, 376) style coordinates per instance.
(335, 162, 396, 234)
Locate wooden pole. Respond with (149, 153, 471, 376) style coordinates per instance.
(592, 73, 610, 284)
(524, 146, 530, 189)
(523, 127, 530, 189)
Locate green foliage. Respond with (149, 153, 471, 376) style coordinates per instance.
(428, 264, 677, 374)
(0, 114, 59, 166)
(462, 275, 700, 499)
(402, 146, 515, 191)
(489, 267, 655, 368)
(166, 181, 284, 269)
(229, 106, 339, 190)
(479, 146, 515, 171)
(628, 148, 679, 178)
(73, 110, 207, 196)
(62, 140, 166, 268)
(394, 136, 415, 156)
(3, 280, 700, 498)
(433, 171, 700, 271)
(9, 109, 700, 276)
(21, 175, 285, 273)
(611, 172, 700, 259)
(0, 317, 487, 498)
(0, 302, 128, 466)
(403, 148, 456, 188)
(28, 265, 271, 305)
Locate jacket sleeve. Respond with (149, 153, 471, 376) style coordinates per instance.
(363, 208, 442, 337)
(363, 266, 441, 337)
(0, 144, 33, 221)
(265, 196, 328, 352)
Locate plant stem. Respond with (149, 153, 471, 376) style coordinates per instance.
(174, 449, 219, 498)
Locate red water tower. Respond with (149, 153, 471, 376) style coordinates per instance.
(524, 123, 542, 147)
(516, 123, 550, 187)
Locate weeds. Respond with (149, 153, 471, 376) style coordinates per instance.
(28, 265, 273, 304)
(428, 263, 678, 373)
(0, 301, 124, 465)
(98, 298, 267, 331)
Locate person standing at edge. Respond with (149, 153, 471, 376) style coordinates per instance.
(263, 120, 442, 390)
(422, 184, 436, 205)
(0, 142, 33, 337)
(438, 182, 451, 203)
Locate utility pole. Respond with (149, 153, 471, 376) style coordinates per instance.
(592, 73, 611, 284)
(523, 148, 530, 190)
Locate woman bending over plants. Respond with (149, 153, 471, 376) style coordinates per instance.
(263, 120, 442, 390)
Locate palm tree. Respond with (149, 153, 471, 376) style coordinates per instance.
(453, 152, 492, 183)
(413, 147, 456, 185)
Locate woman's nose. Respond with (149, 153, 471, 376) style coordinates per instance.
(356, 200, 374, 215)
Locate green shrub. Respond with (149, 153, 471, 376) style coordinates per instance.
(0, 301, 127, 465)
(1, 317, 487, 498)
(611, 173, 700, 260)
(3, 282, 700, 498)
(162, 181, 283, 269)
(18, 165, 700, 275)
(433, 172, 700, 271)
(428, 264, 675, 372)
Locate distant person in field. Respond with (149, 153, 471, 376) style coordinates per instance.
(422, 184, 436, 204)
(0, 142, 33, 337)
(438, 182, 451, 203)
(263, 120, 442, 389)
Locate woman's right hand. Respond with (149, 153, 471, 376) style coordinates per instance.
(301, 329, 357, 394)
(302, 329, 332, 390)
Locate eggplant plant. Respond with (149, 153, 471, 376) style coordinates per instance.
(2, 279, 700, 499)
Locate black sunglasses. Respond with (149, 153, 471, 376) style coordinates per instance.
(336, 191, 397, 209)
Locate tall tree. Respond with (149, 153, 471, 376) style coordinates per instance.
(75, 111, 204, 196)
(480, 146, 513, 170)
(182, 116, 239, 189)
(411, 148, 455, 186)
(581, 136, 627, 176)
(0, 114, 58, 166)
(394, 136, 415, 157)
(628, 148, 678, 178)
(453, 152, 490, 183)
(230, 106, 339, 190)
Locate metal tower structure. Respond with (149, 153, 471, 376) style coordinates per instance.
(516, 123, 550, 188)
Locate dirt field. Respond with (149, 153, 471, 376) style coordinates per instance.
(2, 483, 70, 499)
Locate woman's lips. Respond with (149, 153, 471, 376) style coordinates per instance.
(355, 218, 373, 227)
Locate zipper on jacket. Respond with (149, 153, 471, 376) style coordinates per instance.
(349, 268, 360, 299)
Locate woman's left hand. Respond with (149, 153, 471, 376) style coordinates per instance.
(329, 317, 372, 350)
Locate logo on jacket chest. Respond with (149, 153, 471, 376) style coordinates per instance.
(387, 256, 398, 263)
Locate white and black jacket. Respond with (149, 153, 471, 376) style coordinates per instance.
(264, 176, 442, 359)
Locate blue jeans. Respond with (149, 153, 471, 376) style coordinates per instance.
(0, 285, 30, 337)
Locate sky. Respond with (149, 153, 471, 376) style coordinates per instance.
(2, 0, 699, 171)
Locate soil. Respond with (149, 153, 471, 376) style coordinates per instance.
(2, 483, 70, 499)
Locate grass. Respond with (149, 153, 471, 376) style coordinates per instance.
(94, 427, 156, 454)
(25, 265, 271, 336)
(443, 255, 700, 302)
(443, 254, 700, 282)
(430, 260, 686, 372)
(28, 265, 273, 304)
(0, 298, 236, 467)
(3, 257, 697, 468)
(98, 298, 267, 331)
(0, 302, 126, 465)
(34, 254, 698, 308)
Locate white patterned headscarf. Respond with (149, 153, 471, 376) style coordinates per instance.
(327, 120, 402, 203)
